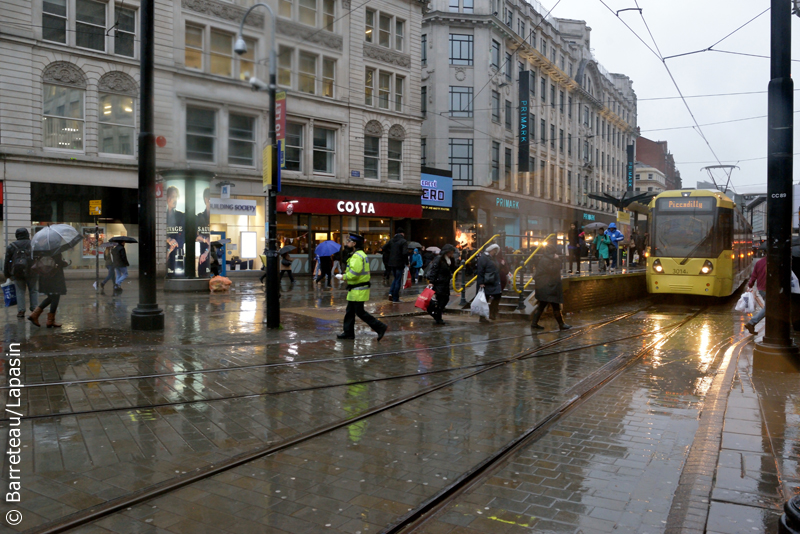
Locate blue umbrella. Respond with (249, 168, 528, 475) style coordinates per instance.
(315, 240, 341, 256)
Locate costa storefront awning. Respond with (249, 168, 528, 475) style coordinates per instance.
(277, 185, 422, 219)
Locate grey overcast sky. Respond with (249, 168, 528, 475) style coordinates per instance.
(549, 0, 800, 194)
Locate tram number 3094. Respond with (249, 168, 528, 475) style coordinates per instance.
(673, 268, 688, 274)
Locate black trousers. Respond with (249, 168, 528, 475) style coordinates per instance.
(429, 289, 450, 321)
(569, 248, 580, 272)
(342, 300, 385, 336)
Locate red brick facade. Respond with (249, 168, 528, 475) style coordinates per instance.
(636, 137, 682, 190)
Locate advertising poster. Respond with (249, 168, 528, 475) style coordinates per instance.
(82, 227, 105, 259)
(165, 179, 186, 278)
(196, 182, 211, 277)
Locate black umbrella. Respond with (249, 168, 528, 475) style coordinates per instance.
(279, 245, 296, 254)
(109, 236, 138, 244)
(211, 239, 231, 247)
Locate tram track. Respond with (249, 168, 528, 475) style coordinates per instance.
(21, 305, 692, 534)
(1, 309, 680, 422)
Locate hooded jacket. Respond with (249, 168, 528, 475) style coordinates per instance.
(605, 223, 624, 248)
(533, 249, 564, 304)
(384, 233, 409, 268)
(426, 244, 457, 292)
(476, 251, 502, 296)
(4, 228, 32, 279)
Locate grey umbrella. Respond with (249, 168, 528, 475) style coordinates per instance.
(109, 236, 138, 244)
(31, 224, 82, 256)
(279, 245, 296, 254)
(408, 241, 423, 249)
(583, 222, 608, 231)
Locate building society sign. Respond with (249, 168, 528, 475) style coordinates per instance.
(210, 198, 257, 216)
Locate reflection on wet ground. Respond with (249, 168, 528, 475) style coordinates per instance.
(0, 280, 797, 534)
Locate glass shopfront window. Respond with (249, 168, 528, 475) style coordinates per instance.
(361, 217, 391, 254)
(208, 195, 265, 272)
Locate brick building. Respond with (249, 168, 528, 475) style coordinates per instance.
(636, 136, 681, 191)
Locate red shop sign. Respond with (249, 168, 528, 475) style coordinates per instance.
(278, 196, 422, 218)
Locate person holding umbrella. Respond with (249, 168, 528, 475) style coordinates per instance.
(28, 224, 82, 328)
(109, 236, 135, 293)
(314, 240, 340, 289)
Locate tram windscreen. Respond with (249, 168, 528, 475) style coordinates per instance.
(651, 197, 723, 259)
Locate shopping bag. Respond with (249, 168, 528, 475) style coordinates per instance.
(2, 281, 17, 308)
(209, 276, 233, 293)
(403, 267, 412, 289)
(415, 287, 435, 311)
(792, 272, 800, 294)
(752, 288, 764, 311)
(471, 288, 490, 318)
(735, 291, 753, 313)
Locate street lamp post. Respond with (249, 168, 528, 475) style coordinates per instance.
(235, 4, 280, 329)
(131, 0, 164, 331)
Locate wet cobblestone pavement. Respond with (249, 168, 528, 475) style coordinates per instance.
(1, 279, 799, 533)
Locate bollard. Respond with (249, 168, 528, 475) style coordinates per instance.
(517, 269, 525, 310)
(459, 265, 467, 306)
(780, 495, 800, 534)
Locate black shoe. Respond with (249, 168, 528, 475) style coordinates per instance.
(745, 323, 756, 335)
(435, 319, 446, 325)
(376, 323, 388, 341)
(530, 324, 544, 330)
(337, 333, 355, 340)
(559, 324, 572, 331)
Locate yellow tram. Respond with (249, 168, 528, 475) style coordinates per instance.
(646, 189, 754, 297)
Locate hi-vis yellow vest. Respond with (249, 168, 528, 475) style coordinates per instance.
(344, 250, 371, 302)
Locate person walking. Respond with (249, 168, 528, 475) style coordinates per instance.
(4, 228, 38, 318)
(567, 222, 581, 274)
(315, 254, 333, 288)
(605, 223, 624, 270)
(530, 243, 571, 331)
(111, 242, 129, 294)
(336, 234, 388, 341)
(745, 254, 767, 335)
(99, 246, 116, 290)
(28, 252, 68, 328)
(597, 231, 612, 272)
(385, 230, 409, 302)
(410, 249, 423, 284)
(426, 244, 457, 325)
(477, 243, 503, 323)
(278, 252, 295, 285)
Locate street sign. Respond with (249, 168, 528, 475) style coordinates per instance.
(89, 200, 102, 216)
(221, 185, 231, 199)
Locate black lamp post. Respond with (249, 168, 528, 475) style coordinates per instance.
(234, 5, 280, 329)
(131, 0, 164, 330)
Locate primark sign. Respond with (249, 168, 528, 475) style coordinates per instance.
(518, 71, 530, 172)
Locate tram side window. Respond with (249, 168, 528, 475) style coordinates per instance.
(718, 208, 733, 255)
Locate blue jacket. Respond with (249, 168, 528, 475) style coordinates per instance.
(605, 228, 623, 248)
(411, 252, 423, 268)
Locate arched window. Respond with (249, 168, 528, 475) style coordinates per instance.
(98, 72, 138, 155)
(42, 62, 87, 151)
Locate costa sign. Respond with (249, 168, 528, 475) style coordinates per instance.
(337, 201, 376, 215)
(277, 195, 422, 218)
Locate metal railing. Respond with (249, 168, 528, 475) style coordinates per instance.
(512, 233, 556, 294)
(452, 234, 501, 294)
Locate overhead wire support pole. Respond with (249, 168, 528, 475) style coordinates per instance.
(755, 0, 798, 361)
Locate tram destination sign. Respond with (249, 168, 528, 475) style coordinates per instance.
(656, 197, 715, 211)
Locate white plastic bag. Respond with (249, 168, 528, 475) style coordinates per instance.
(471, 288, 490, 318)
(735, 292, 753, 313)
(792, 272, 800, 294)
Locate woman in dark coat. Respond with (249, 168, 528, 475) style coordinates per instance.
(530, 245, 571, 331)
(426, 244, 457, 325)
(476, 243, 503, 322)
(29, 252, 69, 328)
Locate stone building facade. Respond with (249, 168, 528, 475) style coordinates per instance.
(0, 0, 425, 275)
(420, 1, 637, 248)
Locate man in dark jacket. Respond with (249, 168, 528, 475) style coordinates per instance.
(112, 242, 130, 294)
(567, 222, 580, 274)
(426, 244, 457, 325)
(384, 230, 408, 302)
(530, 244, 571, 331)
(477, 243, 503, 322)
(3, 228, 38, 318)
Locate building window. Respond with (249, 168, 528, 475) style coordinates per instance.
(450, 138, 473, 184)
(421, 86, 427, 116)
(185, 26, 204, 69)
(421, 34, 427, 66)
(491, 142, 500, 183)
(518, 19, 525, 39)
(43, 84, 84, 151)
(491, 91, 500, 122)
(395, 76, 404, 111)
(379, 71, 391, 109)
(298, 52, 316, 94)
(278, 46, 292, 86)
(530, 113, 536, 140)
(228, 114, 255, 166)
(648, 173, 654, 180)
(98, 93, 135, 156)
(365, 68, 374, 106)
(463, 0, 474, 13)
(279, 0, 292, 18)
(396, 19, 404, 50)
(449, 34, 474, 65)
(550, 84, 555, 107)
(313, 127, 335, 174)
(76, 0, 106, 51)
(559, 129, 564, 153)
(541, 38, 546, 56)
(322, 58, 335, 97)
(43, 0, 68, 43)
(285, 123, 303, 171)
(504, 52, 512, 80)
(504, 100, 511, 129)
(504, 147, 512, 189)
(388, 139, 402, 181)
(491, 40, 500, 68)
(114, 6, 136, 57)
(449, 0, 459, 12)
(529, 72, 535, 96)
(421, 138, 427, 166)
(299, 0, 316, 26)
(449, 86, 473, 117)
(238, 38, 256, 81)
(549, 124, 555, 149)
(504, 6, 512, 26)
(540, 77, 546, 102)
(186, 106, 216, 162)
(365, 9, 375, 42)
(568, 96, 572, 118)
(364, 136, 380, 179)
(379, 14, 391, 46)
(559, 90, 564, 113)
(635, 174, 640, 180)
(210, 30, 233, 77)
(323, 0, 335, 30)
(567, 133, 572, 156)
(365, 12, 405, 51)
(540, 119, 545, 144)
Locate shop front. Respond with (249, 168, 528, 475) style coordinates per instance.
(277, 185, 422, 274)
(410, 167, 456, 250)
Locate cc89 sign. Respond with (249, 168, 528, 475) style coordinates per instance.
(420, 171, 453, 208)
(422, 185, 446, 202)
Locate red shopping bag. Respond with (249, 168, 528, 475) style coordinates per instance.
(403, 267, 412, 289)
(415, 287, 435, 311)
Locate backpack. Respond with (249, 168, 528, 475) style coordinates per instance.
(10, 242, 31, 278)
(31, 256, 57, 277)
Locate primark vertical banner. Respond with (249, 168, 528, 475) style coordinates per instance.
(518, 71, 530, 172)
(626, 144, 635, 191)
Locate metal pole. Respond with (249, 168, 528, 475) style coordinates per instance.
(756, 0, 797, 357)
(459, 266, 467, 306)
(95, 219, 99, 291)
(131, 0, 164, 330)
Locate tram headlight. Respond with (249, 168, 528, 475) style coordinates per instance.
(653, 259, 663, 273)
(700, 260, 713, 274)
